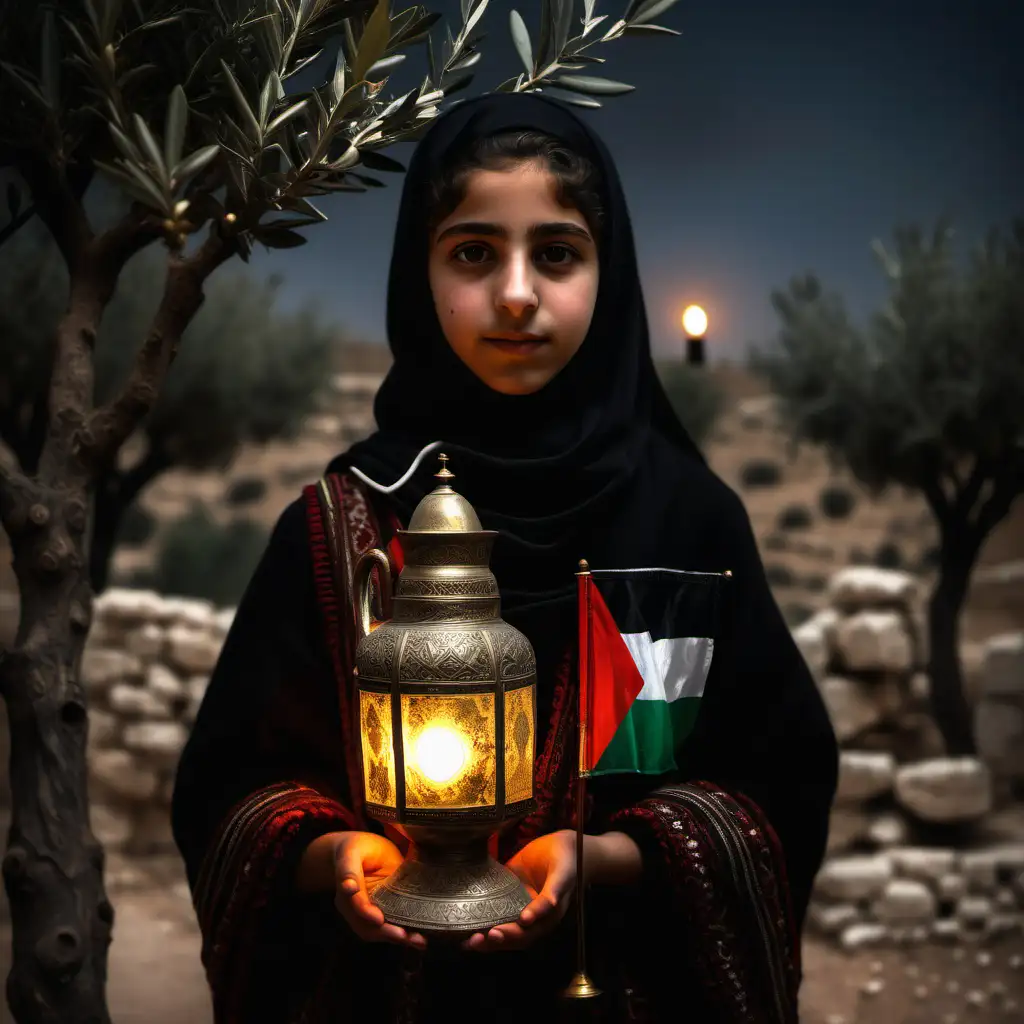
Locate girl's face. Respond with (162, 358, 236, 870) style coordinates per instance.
(428, 160, 599, 396)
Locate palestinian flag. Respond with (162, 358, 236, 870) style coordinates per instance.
(578, 567, 731, 777)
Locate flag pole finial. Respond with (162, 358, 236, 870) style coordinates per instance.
(577, 559, 590, 573)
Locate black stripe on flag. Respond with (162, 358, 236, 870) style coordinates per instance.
(591, 570, 728, 641)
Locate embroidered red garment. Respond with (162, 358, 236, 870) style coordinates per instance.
(179, 475, 804, 1024)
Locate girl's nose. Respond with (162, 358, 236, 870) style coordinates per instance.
(496, 252, 539, 318)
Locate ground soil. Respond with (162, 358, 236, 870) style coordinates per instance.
(1, 859, 1022, 1023)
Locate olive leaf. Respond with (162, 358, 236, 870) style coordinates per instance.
(624, 23, 681, 36)
(509, 9, 533, 75)
(173, 144, 220, 183)
(40, 8, 60, 109)
(219, 59, 262, 142)
(630, 0, 682, 24)
(164, 85, 188, 172)
(352, 0, 391, 82)
(132, 113, 171, 189)
(552, 73, 634, 96)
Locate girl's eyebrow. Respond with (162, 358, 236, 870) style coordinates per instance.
(435, 221, 592, 243)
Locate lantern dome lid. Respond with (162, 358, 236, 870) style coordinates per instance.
(407, 454, 483, 533)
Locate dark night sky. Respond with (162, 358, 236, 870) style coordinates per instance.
(248, 0, 1023, 361)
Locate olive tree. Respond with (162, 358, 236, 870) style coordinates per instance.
(0, 1, 683, 1020)
(752, 218, 1024, 756)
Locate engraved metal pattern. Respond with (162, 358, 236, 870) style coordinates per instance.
(504, 685, 534, 804)
(370, 854, 530, 933)
(359, 690, 396, 807)
(355, 627, 397, 681)
(403, 538, 493, 566)
(397, 630, 493, 682)
(395, 599, 500, 623)
(397, 576, 496, 597)
(495, 625, 537, 679)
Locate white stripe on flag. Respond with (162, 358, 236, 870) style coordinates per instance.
(620, 633, 714, 702)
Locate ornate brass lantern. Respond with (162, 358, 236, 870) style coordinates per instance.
(353, 455, 537, 935)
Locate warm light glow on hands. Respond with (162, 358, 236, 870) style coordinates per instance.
(413, 724, 469, 784)
(682, 304, 708, 337)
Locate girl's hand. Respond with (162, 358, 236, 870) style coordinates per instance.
(462, 829, 577, 952)
(332, 831, 426, 950)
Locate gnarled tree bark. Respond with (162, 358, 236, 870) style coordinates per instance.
(0, 174, 234, 1018)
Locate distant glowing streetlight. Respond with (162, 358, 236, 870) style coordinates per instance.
(681, 305, 708, 366)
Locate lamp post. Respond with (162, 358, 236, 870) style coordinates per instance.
(682, 304, 708, 366)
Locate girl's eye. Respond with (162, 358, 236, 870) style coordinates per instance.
(537, 244, 579, 267)
(452, 243, 492, 265)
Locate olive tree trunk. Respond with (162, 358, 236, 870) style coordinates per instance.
(0, 183, 233, 1020)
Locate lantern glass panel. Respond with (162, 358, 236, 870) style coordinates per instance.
(504, 684, 534, 805)
(400, 693, 496, 809)
(360, 689, 396, 808)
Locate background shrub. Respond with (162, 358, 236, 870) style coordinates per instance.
(777, 503, 813, 531)
(115, 503, 158, 548)
(224, 475, 268, 507)
(739, 459, 783, 488)
(819, 484, 857, 520)
(137, 504, 269, 606)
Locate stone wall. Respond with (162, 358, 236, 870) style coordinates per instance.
(81, 569, 1024, 952)
(793, 567, 1024, 950)
(83, 589, 229, 855)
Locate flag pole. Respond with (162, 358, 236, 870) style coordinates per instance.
(562, 559, 601, 1002)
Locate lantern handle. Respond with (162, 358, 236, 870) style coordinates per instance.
(354, 547, 394, 641)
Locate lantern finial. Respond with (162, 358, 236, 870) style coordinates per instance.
(436, 452, 455, 485)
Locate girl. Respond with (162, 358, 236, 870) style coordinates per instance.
(171, 92, 838, 1024)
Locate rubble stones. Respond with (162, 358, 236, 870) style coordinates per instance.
(820, 676, 884, 742)
(982, 633, 1024, 698)
(872, 879, 938, 925)
(827, 567, 919, 612)
(836, 751, 895, 803)
(90, 749, 159, 802)
(815, 855, 893, 901)
(834, 611, 914, 673)
(839, 922, 887, 951)
(82, 649, 144, 691)
(108, 684, 171, 720)
(867, 812, 909, 848)
(894, 758, 993, 823)
(809, 903, 860, 935)
(889, 847, 958, 883)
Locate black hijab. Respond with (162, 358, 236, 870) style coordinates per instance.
(336, 93, 704, 667)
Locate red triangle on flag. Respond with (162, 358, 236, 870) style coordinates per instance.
(583, 580, 646, 772)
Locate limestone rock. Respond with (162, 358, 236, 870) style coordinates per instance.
(81, 649, 144, 691)
(975, 700, 1024, 778)
(872, 879, 938, 925)
(890, 847, 958, 883)
(828, 808, 870, 853)
(108, 683, 171, 721)
(122, 721, 188, 768)
(819, 676, 883, 742)
(815, 854, 893, 901)
(867, 813, 909, 849)
(123, 622, 166, 661)
(90, 749, 159, 802)
(956, 895, 992, 928)
(89, 803, 132, 850)
(839, 922, 888, 951)
(894, 758, 993, 823)
(166, 624, 221, 675)
(932, 919, 963, 942)
(827, 567, 919, 612)
(962, 845, 1024, 891)
(837, 751, 895, 803)
(160, 596, 215, 630)
(792, 609, 838, 681)
(93, 588, 167, 624)
(809, 903, 860, 935)
(87, 709, 119, 750)
(983, 633, 1024, 698)
(834, 610, 914, 673)
(146, 663, 186, 703)
(936, 874, 966, 903)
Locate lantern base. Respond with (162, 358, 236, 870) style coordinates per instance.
(370, 838, 530, 936)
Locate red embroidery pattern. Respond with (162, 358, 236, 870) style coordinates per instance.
(197, 783, 353, 1024)
(610, 783, 799, 1024)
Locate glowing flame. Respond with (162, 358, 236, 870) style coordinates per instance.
(413, 725, 468, 785)
(682, 305, 708, 338)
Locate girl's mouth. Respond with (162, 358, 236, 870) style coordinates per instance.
(483, 335, 549, 355)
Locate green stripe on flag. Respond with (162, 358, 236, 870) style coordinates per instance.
(590, 696, 702, 776)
